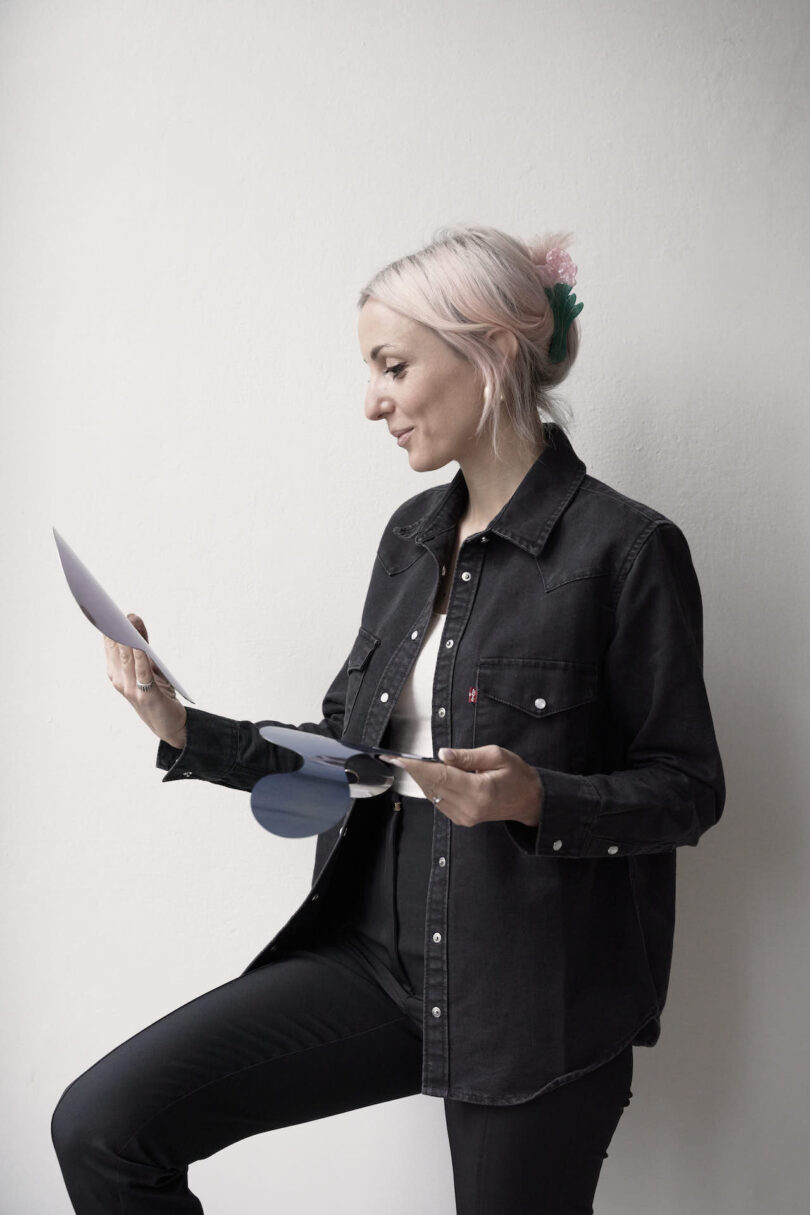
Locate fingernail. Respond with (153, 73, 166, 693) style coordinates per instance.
(439, 748, 456, 761)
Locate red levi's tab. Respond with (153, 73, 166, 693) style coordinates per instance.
(468, 687, 478, 703)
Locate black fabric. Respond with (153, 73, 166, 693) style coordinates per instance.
(153, 422, 725, 1103)
(51, 938, 633, 1214)
(340, 791, 434, 1002)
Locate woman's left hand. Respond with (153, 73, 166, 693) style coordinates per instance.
(379, 745, 544, 829)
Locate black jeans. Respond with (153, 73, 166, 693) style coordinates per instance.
(51, 935, 633, 1214)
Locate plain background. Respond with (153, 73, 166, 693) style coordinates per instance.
(2, 1, 808, 1212)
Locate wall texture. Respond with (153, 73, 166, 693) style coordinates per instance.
(2, 1, 808, 1211)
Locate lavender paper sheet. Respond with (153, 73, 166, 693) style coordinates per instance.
(54, 527, 194, 703)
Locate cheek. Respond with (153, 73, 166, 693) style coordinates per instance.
(443, 391, 482, 436)
(409, 366, 479, 434)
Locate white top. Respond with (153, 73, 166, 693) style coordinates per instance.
(385, 609, 446, 799)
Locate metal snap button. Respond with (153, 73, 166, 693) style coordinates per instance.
(437, 707, 446, 717)
(438, 856, 446, 867)
(445, 639, 454, 648)
(380, 692, 389, 702)
(607, 845, 619, 855)
(411, 630, 419, 639)
(433, 932, 442, 943)
(461, 571, 471, 581)
(534, 698, 546, 710)
(431, 1006, 442, 1018)
(552, 839, 563, 851)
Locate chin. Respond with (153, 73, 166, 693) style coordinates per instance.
(406, 438, 455, 473)
(408, 449, 454, 473)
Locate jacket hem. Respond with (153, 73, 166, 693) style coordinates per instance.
(422, 1005, 660, 1105)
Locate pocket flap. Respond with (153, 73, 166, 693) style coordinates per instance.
(477, 657, 597, 718)
(346, 626, 381, 673)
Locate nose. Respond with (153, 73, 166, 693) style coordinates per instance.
(364, 374, 395, 423)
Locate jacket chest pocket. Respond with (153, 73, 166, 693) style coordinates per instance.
(472, 656, 598, 771)
(344, 626, 381, 733)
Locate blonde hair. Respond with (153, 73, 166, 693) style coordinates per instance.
(356, 224, 580, 461)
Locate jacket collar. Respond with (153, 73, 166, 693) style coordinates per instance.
(393, 423, 587, 558)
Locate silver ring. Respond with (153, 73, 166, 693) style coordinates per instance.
(137, 679, 155, 692)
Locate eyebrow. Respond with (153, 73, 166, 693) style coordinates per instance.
(364, 343, 396, 363)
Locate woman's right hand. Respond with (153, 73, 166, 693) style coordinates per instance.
(104, 613, 188, 750)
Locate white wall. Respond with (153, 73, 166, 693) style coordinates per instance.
(2, 1, 808, 1211)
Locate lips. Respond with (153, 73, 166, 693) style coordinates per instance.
(394, 428, 414, 446)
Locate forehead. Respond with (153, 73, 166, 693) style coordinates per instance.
(357, 298, 424, 358)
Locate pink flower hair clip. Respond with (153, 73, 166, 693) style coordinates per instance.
(535, 246, 583, 364)
(543, 247, 578, 287)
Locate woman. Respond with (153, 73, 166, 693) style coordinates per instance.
(51, 225, 725, 1213)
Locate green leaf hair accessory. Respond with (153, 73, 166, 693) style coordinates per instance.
(537, 247, 583, 364)
(545, 282, 584, 364)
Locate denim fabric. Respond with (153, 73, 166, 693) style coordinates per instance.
(51, 939, 633, 1214)
(156, 422, 725, 1104)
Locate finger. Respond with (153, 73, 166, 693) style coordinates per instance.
(379, 755, 432, 798)
(439, 744, 501, 771)
(380, 754, 470, 809)
(151, 667, 177, 697)
(104, 633, 118, 682)
(406, 756, 460, 803)
(132, 647, 156, 690)
(116, 642, 136, 692)
(127, 612, 149, 643)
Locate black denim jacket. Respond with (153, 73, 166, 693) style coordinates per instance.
(157, 423, 725, 1105)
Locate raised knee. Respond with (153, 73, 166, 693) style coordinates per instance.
(51, 1074, 108, 1167)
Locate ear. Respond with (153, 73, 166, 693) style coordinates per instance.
(484, 326, 518, 365)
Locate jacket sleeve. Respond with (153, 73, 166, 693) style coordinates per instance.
(504, 521, 726, 859)
(154, 501, 408, 794)
(155, 645, 351, 793)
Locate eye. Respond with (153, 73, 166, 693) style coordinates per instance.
(385, 363, 406, 380)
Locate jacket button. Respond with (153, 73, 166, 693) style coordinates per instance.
(411, 630, 419, 639)
(534, 698, 546, 710)
(552, 839, 563, 851)
(433, 932, 442, 943)
(445, 638, 454, 648)
(380, 692, 389, 702)
(431, 1006, 442, 1018)
(461, 571, 471, 581)
(607, 845, 619, 855)
(438, 856, 446, 866)
(437, 707, 446, 717)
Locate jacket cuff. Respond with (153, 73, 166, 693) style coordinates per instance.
(504, 768, 600, 857)
(155, 707, 239, 783)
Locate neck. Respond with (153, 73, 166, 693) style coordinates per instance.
(457, 425, 546, 533)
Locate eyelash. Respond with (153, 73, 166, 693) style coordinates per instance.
(385, 363, 406, 380)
